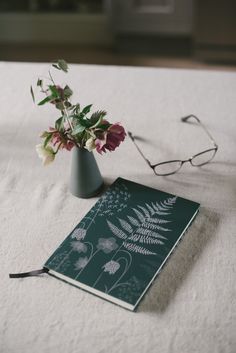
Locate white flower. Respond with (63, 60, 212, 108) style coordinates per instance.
(96, 237, 119, 254)
(74, 257, 89, 270)
(85, 137, 96, 152)
(70, 241, 87, 253)
(71, 228, 87, 240)
(103, 260, 120, 275)
(36, 144, 55, 166)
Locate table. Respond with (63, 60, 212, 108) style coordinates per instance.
(1, 62, 236, 353)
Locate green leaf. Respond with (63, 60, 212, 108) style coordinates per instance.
(72, 104, 80, 113)
(82, 104, 92, 115)
(52, 64, 60, 70)
(99, 122, 110, 130)
(49, 85, 59, 98)
(71, 114, 79, 122)
(57, 59, 68, 73)
(43, 133, 52, 148)
(37, 79, 43, 87)
(40, 131, 50, 138)
(90, 116, 103, 128)
(38, 96, 52, 106)
(64, 101, 72, 108)
(90, 110, 106, 123)
(90, 111, 107, 128)
(55, 101, 65, 111)
(79, 117, 91, 128)
(55, 117, 64, 131)
(71, 124, 86, 135)
(63, 85, 73, 98)
(74, 113, 91, 128)
(30, 86, 35, 103)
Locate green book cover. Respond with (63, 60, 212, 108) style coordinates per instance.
(44, 178, 200, 311)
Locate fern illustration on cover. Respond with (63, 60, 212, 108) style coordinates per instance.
(44, 178, 200, 311)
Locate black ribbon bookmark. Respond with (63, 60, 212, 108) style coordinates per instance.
(9, 267, 49, 278)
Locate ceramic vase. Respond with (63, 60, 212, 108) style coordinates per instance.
(69, 147, 103, 198)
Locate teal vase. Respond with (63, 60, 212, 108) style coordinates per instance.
(69, 147, 104, 198)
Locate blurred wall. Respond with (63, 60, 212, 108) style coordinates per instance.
(194, 0, 236, 61)
(0, 0, 236, 64)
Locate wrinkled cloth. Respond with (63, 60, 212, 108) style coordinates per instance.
(0, 62, 236, 353)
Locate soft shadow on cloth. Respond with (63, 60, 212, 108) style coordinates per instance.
(100, 178, 114, 193)
(128, 133, 174, 157)
(139, 207, 220, 313)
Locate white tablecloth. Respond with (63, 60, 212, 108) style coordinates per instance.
(1, 62, 236, 353)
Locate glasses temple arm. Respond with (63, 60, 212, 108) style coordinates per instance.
(128, 131, 152, 167)
(181, 115, 218, 148)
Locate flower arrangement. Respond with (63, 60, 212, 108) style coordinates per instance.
(31, 59, 126, 165)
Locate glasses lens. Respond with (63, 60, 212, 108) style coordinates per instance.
(154, 161, 182, 176)
(191, 149, 216, 166)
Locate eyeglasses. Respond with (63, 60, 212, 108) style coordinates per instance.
(128, 115, 218, 176)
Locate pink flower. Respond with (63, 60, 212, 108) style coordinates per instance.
(49, 127, 75, 151)
(63, 140, 75, 151)
(95, 133, 107, 154)
(95, 123, 126, 154)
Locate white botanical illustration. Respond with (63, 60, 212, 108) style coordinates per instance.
(96, 237, 119, 253)
(103, 260, 121, 275)
(51, 183, 131, 271)
(71, 241, 87, 253)
(49, 192, 178, 304)
(116, 276, 146, 304)
(53, 240, 89, 271)
(74, 257, 89, 270)
(71, 183, 131, 241)
(93, 196, 177, 295)
(46, 250, 70, 272)
(73, 237, 119, 280)
(71, 228, 87, 241)
(107, 196, 177, 254)
(52, 236, 119, 277)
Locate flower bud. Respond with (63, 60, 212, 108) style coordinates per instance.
(85, 137, 96, 152)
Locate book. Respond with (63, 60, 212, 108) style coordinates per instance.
(44, 177, 200, 311)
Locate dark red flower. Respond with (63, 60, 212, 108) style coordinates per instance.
(95, 123, 126, 154)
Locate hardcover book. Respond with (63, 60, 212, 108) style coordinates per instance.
(44, 178, 200, 311)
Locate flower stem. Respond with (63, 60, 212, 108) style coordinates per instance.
(48, 70, 56, 85)
(93, 272, 103, 288)
(48, 69, 74, 135)
(74, 249, 100, 280)
(62, 103, 74, 132)
(53, 142, 62, 154)
(92, 243, 124, 288)
(107, 256, 130, 294)
(55, 248, 72, 271)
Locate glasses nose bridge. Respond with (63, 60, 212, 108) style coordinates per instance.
(182, 157, 193, 165)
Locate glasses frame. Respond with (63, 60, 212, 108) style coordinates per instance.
(128, 115, 219, 176)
